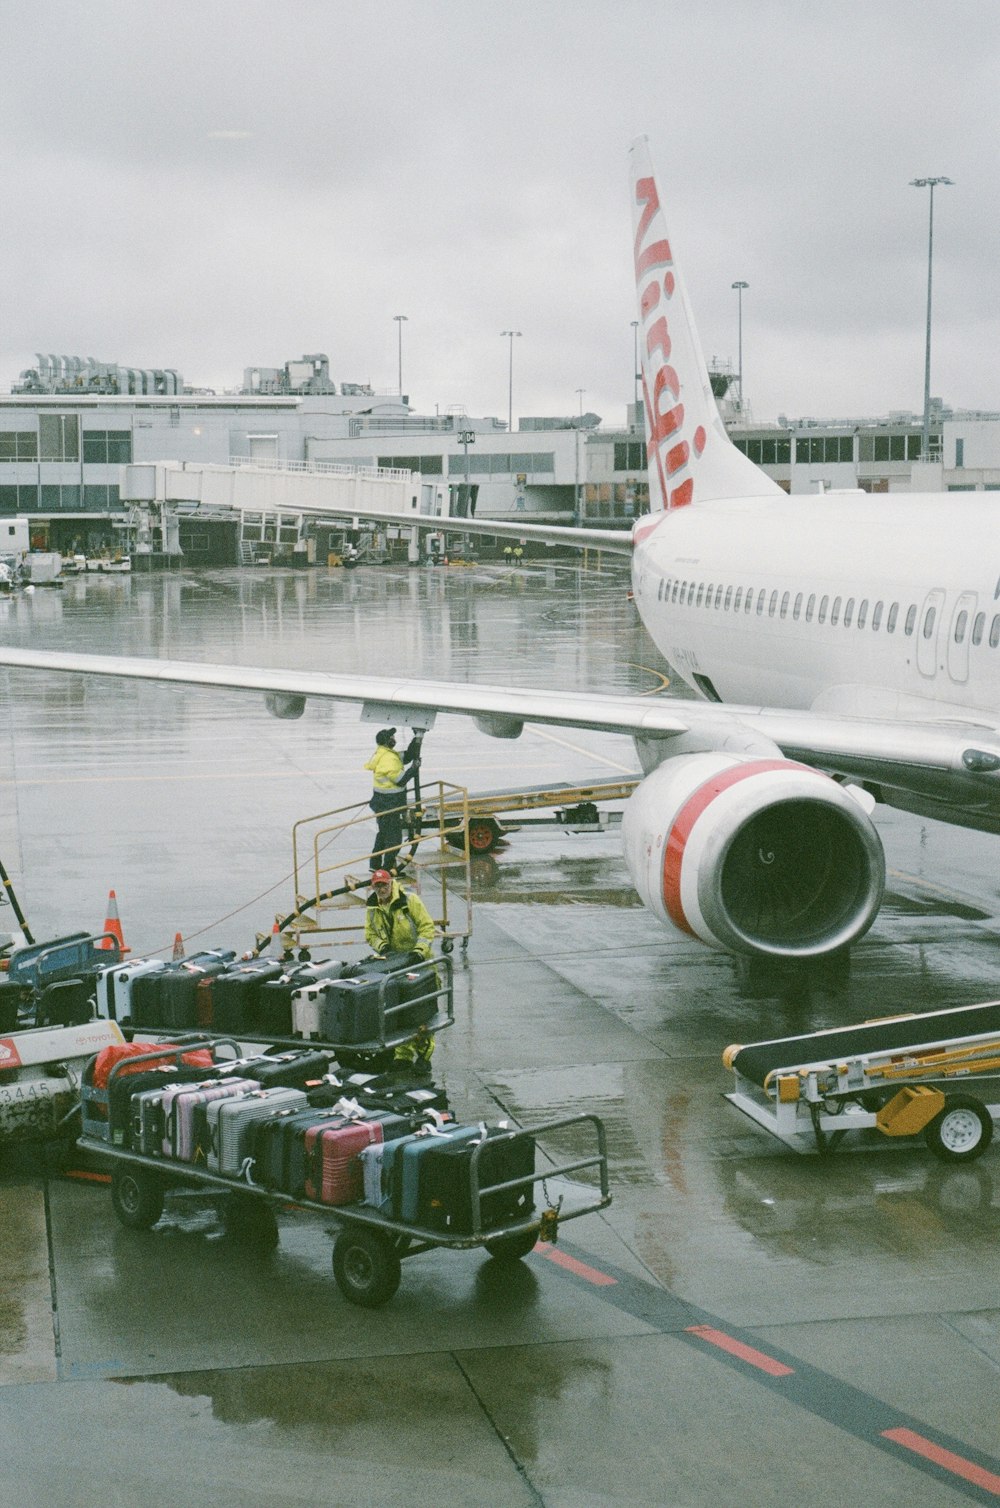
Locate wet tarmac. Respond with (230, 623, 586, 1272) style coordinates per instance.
(1, 562, 999, 1506)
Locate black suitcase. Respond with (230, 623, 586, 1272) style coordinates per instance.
(255, 959, 350, 1038)
(251, 1107, 348, 1197)
(239, 1048, 332, 1091)
(319, 976, 400, 1044)
(211, 959, 286, 1033)
(391, 961, 439, 1033)
(130, 951, 235, 1029)
(415, 1127, 536, 1235)
(336, 1068, 449, 1117)
(107, 1063, 215, 1149)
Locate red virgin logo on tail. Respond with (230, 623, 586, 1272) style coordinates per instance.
(634, 175, 705, 511)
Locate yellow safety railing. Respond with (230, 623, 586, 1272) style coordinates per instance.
(287, 781, 472, 953)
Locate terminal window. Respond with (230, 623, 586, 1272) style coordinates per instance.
(858, 433, 923, 463)
(794, 436, 853, 463)
(614, 441, 646, 471)
(733, 437, 791, 465)
(0, 430, 38, 461)
(378, 455, 443, 475)
(82, 430, 132, 464)
(39, 414, 79, 462)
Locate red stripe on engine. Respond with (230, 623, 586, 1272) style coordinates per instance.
(662, 759, 811, 934)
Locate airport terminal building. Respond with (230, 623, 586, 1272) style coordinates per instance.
(1, 351, 998, 564)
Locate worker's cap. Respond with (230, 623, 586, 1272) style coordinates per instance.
(374, 727, 397, 746)
(370, 869, 393, 886)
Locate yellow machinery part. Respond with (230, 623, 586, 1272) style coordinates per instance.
(875, 1085, 946, 1137)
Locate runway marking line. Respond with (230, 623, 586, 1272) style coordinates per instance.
(535, 1243, 617, 1286)
(882, 1428, 1000, 1497)
(684, 1324, 794, 1377)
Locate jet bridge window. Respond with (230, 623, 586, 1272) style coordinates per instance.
(872, 601, 883, 630)
(733, 587, 743, 612)
(818, 595, 829, 624)
(843, 598, 854, 628)
(805, 593, 816, 622)
(973, 612, 985, 645)
(830, 597, 842, 626)
(767, 590, 777, 617)
(857, 599, 868, 629)
(887, 602, 899, 632)
(954, 610, 968, 644)
(757, 592, 766, 617)
(696, 584, 705, 607)
(687, 582, 696, 605)
(724, 586, 733, 611)
(780, 592, 790, 619)
(792, 593, 802, 620)
(990, 616, 1000, 649)
(904, 605, 917, 635)
(672, 581, 680, 602)
(743, 588, 753, 613)
(715, 585, 724, 609)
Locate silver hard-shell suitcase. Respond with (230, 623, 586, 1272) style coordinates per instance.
(205, 1086, 308, 1174)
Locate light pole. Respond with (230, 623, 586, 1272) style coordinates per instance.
(393, 314, 408, 396)
(910, 176, 953, 461)
(630, 320, 640, 423)
(731, 281, 748, 412)
(574, 387, 585, 528)
(500, 330, 521, 435)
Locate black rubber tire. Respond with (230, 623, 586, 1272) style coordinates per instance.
(222, 1197, 280, 1250)
(484, 1227, 540, 1263)
(110, 1167, 164, 1230)
(440, 937, 454, 955)
(332, 1228, 402, 1308)
(468, 818, 501, 854)
(924, 1094, 994, 1163)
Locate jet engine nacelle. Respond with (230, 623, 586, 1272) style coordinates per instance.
(622, 753, 885, 959)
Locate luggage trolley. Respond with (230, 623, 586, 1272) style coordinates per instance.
(78, 1042, 611, 1308)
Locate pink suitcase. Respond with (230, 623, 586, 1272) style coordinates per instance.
(160, 1078, 257, 1161)
(303, 1118, 384, 1205)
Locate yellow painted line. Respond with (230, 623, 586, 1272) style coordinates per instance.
(889, 868, 985, 903)
(623, 662, 672, 695)
(527, 726, 637, 775)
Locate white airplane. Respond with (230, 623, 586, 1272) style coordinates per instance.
(3, 135, 1000, 968)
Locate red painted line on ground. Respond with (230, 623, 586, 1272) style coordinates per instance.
(882, 1428, 1000, 1495)
(536, 1243, 617, 1286)
(685, 1325, 794, 1377)
(63, 1169, 111, 1184)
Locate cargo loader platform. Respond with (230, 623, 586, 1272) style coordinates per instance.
(723, 998, 1000, 1161)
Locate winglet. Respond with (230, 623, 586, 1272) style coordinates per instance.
(629, 136, 784, 511)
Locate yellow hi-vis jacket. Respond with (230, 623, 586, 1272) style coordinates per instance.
(365, 745, 405, 793)
(364, 881, 435, 959)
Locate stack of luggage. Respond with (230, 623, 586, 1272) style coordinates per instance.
(84, 1042, 535, 1235)
(111, 949, 438, 1046)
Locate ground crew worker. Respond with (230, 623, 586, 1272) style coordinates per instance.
(503, 545, 512, 565)
(364, 728, 421, 873)
(513, 544, 524, 566)
(365, 869, 437, 1070)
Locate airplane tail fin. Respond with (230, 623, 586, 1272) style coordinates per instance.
(629, 136, 785, 511)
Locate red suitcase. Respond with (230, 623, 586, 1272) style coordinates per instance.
(303, 1118, 384, 1205)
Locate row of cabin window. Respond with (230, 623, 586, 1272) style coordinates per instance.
(658, 578, 1000, 649)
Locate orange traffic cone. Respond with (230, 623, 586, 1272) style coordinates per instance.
(269, 921, 282, 957)
(172, 932, 185, 960)
(100, 889, 129, 953)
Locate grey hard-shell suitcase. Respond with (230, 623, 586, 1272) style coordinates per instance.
(205, 1086, 308, 1174)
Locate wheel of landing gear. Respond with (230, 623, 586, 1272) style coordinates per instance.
(484, 1227, 540, 1263)
(110, 1167, 164, 1230)
(332, 1228, 402, 1308)
(924, 1095, 994, 1163)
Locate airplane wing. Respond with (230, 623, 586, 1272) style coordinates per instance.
(326, 507, 633, 555)
(2, 647, 999, 802)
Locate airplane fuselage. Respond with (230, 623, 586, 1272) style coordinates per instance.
(631, 492, 1000, 727)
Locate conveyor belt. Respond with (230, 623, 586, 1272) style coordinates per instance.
(729, 998, 1000, 1089)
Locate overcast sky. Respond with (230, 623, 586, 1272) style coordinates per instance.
(3, 1, 997, 427)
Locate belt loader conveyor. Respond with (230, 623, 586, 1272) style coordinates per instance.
(723, 998, 1000, 1161)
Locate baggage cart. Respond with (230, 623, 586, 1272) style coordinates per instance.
(723, 998, 1000, 1162)
(78, 1042, 611, 1308)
